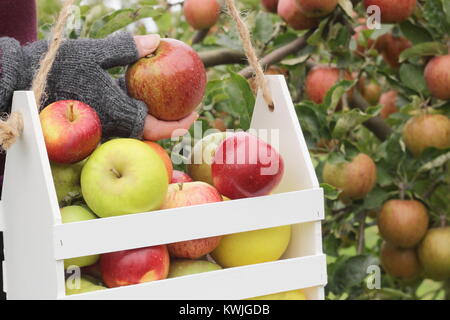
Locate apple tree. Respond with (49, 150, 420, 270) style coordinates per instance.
(36, 0, 450, 300)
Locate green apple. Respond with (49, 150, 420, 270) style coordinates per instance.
(81, 139, 168, 217)
(168, 259, 222, 278)
(65, 276, 106, 296)
(61, 206, 100, 269)
(187, 132, 232, 185)
(51, 160, 85, 205)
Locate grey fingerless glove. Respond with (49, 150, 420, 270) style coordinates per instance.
(0, 32, 147, 138)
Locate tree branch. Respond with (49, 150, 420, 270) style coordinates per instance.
(192, 28, 210, 45)
(199, 49, 246, 68)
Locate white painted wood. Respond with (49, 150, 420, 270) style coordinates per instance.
(2, 92, 65, 299)
(2, 76, 326, 300)
(54, 188, 324, 259)
(0, 201, 4, 231)
(63, 254, 326, 300)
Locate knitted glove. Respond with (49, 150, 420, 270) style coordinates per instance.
(0, 32, 147, 138)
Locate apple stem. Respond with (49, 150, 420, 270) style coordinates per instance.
(178, 183, 184, 191)
(68, 102, 75, 122)
(110, 168, 122, 178)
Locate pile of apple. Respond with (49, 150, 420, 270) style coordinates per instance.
(39, 38, 291, 297)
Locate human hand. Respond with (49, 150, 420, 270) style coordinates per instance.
(143, 112, 199, 141)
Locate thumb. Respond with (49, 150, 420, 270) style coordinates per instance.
(134, 34, 161, 58)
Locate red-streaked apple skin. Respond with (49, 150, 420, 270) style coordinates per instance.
(171, 170, 193, 183)
(424, 55, 450, 100)
(305, 67, 353, 105)
(262, 0, 279, 13)
(379, 90, 398, 119)
(100, 245, 169, 288)
(162, 182, 223, 259)
(183, 0, 220, 30)
(374, 34, 411, 69)
(277, 0, 319, 30)
(212, 132, 284, 200)
(364, 0, 416, 23)
(295, 0, 338, 18)
(40, 100, 101, 164)
(126, 39, 206, 121)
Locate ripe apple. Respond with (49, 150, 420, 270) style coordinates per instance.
(364, 0, 416, 23)
(183, 0, 220, 30)
(126, 39, 206, 121)
(247, 289, 307, 300)
(323, 153, 377, 200)
(403, 114, 450, 156)
(100, 245, 170, 288)
(374, 33, 411, 69)
(161, 182, 223, 259)
(277, 0, 319, 30)
(187, 132, 231, 185)
(212, 225, 291, 268)
(379, 90, 398, 119)
(380, 242, 421, 281)
(418, 227, 450, 281)
(144, 141, 173, 183)
(81, 139, 168, 218)
(40, 100, 101, 164)
(61, 206, 100, 269)
(171, 170, 193, 183)
(51, 160, 85, 205)
(305, 67, 353, 105)
(262, 0, 279, 13)
(65, 276, 106, 296)
(211, 132, 284, 200)
(168, 259, 222, 278)
(360, 79, 382, 106)
(424, 55, 450, 100)
(378, 200, 429, 249)
(295, 0, 338, 18)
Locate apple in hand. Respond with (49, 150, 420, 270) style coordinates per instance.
(100, 245, 170, 288)
(168, 259, 222, 278)
(61, 206, 100, 269)
(144, 141, 173, 183)
(277, 0, 319, 30)
(183, 0, 220, 30)
(161, 182, 223, 259)
(187, 132, 231, 185)
(40, 100, 101, 164)
(211, 132, 284, 200)
(51, 160, 85, 205)
(126, 39, 206, 121)
(65, 276, 106, 296)
(81, 139, 168, 218)
(171, 170, 193, 183)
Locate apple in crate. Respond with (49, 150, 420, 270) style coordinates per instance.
(65, 276, 106, 296)
(51, 160, 85, 205)
(81, 139, 168, 217)
(126, 39, 206, 121)
(161, 182, 223, 259)
(61, 206, 99, 269)
(100, 245, 170, 288)
(247, 289, 307, 300)
(168, 259, 222, 278)
(40, 100, 101, 164)
(212, 132, 284, 199)
(171, 170, 193, 183)
(144, 141, 173, 183)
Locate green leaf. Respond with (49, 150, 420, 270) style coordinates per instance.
(253, 12, 274, 44)
(307, 18, 329, 46)
(399, 42, 448, 62)
(418, 151, 450, 173)
(399, 64, 427, 94)
(332, 109, 374, 140)
(361, 187, 391, 211)
(423, 0, 450, 39)
(321, 183, 341, 200)
(322, 80, 355, 112)
(399, 21, 433, 45)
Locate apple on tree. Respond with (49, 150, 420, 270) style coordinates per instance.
(295, 0, 338, 18)
(183, 0, 221, 30)
(81, 138, 168, 218)
(379, 90, 398, 119)
(380, 242, 421, 282)
(100, 245, 170, 288)
(418, 227, 450, 281)
(277, 0, 319, 31)
(40, 100, 101, 164)
(161, 182, 223, 259)
(364, 0, 416, 24)
(261, 0, 279, 13)
(126, 39, 206, 121)
(374, 33, 411, 69)
(424, 55, 450, 100)
(305, 67, 353, 105)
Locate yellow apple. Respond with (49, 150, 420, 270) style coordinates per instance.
(211, 225, 291, 268)
(247, 289, 307, 300)
(65, 276, 106, 296)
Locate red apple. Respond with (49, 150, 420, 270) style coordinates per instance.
(380, 242, 421, 281)
(144, 141, 173, 183)
(171, 170, 193, 183)
(211, 132, 284, 199)
(424, 55, 450, 100)
(40, 100, 101, 164)
(126, 39, 206, 121)
(364, 0, 416, 23)
(100, 245, 169, 288)
(183, 0, 221, 30)
(305, 67, 353, 105)
(379, 90, 398, 119)
(374, 33, 411, 69)
(161, 182, 223, 259)
(262, 0, 279, 13)
(295, 0, 338, 18)
(277, 0, 319, 30)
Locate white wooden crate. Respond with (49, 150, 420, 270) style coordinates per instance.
(0, 75, 327, 300)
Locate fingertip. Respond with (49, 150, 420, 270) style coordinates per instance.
(135, 34, 161, 58)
